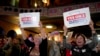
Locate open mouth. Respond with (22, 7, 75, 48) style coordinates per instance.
(77, 41, 82, 44)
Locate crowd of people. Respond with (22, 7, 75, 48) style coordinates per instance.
(48, 20, 100, 56)
(0, 20, 100, 56)
(0, 22, 47, 56)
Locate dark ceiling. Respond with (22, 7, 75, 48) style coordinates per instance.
(0, 0, 100, 37)
(0, 0, 100, 8)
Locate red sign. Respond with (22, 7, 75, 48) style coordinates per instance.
(21, 17, 31, 22)
(66, 13, 86, 21)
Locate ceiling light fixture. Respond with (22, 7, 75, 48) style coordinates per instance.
(46, 25, 53, 29)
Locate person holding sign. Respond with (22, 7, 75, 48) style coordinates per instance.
(19, 12, 47, 56)
(19, 22, 47, 56)
(63, 7, 91, 28)
(63, 20, 98, 56)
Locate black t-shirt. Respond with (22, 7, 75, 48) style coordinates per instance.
(71, 45, 92, 56)
(39, 38, 47, 56)
(10, 44, 21, 56)
(24, 38, 35, 51)
(0, 48, 5, 56)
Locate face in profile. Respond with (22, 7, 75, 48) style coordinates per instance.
(76, 35, 85, 47)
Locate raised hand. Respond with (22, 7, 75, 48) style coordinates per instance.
(63, 25, 68, 36)
(39, 22, 47, 39)
(89, 20, 96, 33)
(89, 20, 94, 29)
(39, 21, 43, 28)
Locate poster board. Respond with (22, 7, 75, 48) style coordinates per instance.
(19, 12, 40, 28)
(63, 7, 91, 28)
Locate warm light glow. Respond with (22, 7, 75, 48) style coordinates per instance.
(42, 0, 50, 6)
(54, 36, 59, 41)
(48, 37, 52, 40)
(42, 0, 48, 3)
(15, 28, 22, 35)
(66, 35, 68, 38)
(47, 0, 50, 6)
(54, 35, 61, 42)
(46, 25, 53, 29)
(34, 2, 38, 7)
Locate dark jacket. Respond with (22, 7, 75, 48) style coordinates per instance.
(0, 48, 5, 56)
(39, 38, 47, 56)
(24, 38, 35, 51)
(3, 43, 21, 56)
(10, 44, 21, 56)
(63, 33, 98, 56)
(71, 45, 92, 56)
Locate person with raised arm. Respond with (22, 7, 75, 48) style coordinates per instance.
(19, 22, 47, 56)
(63, 20, 98, 56)
(39, 22, 47, 56)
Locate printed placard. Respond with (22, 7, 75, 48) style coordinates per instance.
(19, 12, 40, 28)
(63, 7, 91, 28)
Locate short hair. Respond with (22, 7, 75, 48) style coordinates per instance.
(7, 30, 17, 39)
(75, 33, 86, 44)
